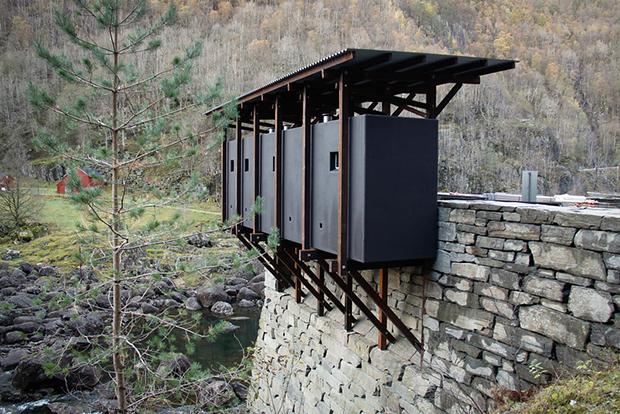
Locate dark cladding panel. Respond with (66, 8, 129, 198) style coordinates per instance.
(259, 132, 276, 233)
(241, 137, 254, 230)
(282, 127, 303, 243)
(349, 115, 438, 263)
(226, 140, 237, 222)
(310, 120, 339, 254)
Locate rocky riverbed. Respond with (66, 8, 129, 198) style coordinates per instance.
(0, 253, 265, 413)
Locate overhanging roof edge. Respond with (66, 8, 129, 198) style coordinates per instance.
(203, 48, 517, 117)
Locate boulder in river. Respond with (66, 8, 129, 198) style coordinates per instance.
(196, 285, 231, 308)
(211, 301, 233, 316)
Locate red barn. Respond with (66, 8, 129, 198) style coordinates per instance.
(0, 173, 13, 191)
(57, 168, 103, 194)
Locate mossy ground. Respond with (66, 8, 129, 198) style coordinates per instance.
(0, 180, 245, 283)
(495, 354, 620, 414)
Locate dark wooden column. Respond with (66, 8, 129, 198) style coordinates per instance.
(338, 72, 350, 275)
(273, 97, 283, 292)
(338, 72, 353, 331)
(221, 130, 228, 223)
(318, 265, 325, 317)
(274, 97, 283, 232)
(379, 268, 388, 350)
(235, 116, 243, 233)
(426, 83, 437, 119)
(253, 105, 260, 233)
(302, 85, 312, 250)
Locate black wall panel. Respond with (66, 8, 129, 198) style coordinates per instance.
(226, 140, 237, 222)
(310, 121, 339, 253)
(348, 115, 438, 262)
(259, 132, 276, 233)
(282, 128, 303, 243)
(240, 137, 254, 230)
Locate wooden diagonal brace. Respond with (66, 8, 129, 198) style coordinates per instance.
(236, 233, 294, 289)
(279, 248, 338, 313)
(350, 270, 424, 354)
(317, 258, 396, 343)
(283, 249, 345, 315)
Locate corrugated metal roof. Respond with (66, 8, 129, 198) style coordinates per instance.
(204, 48, 516, 117)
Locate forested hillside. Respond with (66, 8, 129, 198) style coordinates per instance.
(1, 0, 619, 195)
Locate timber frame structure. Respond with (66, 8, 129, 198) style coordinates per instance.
(204, 49, 516, 353)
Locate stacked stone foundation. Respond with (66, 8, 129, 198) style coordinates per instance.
(249, 200, 620, 413)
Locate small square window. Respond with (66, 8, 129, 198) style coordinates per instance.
(330, 152, 339, 171)
(230, 160, 235, 172)
(244, 158, 250, 172)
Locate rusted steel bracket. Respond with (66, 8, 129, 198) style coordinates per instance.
(317, 258, 396, 343)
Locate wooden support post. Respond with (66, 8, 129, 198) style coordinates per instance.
(235, 117, 243, 233)
(274, 96, 283, 232)
(295, 247, 302, 303)
(379, 268, 388, 350)
(317, 259, 395, 343)
(338, 72, 351, 331)
(338, 71, 350, 276)
(427, 83, 437, 119)
(274, 97, 283, 292)
(280, 249, 341, 313)
(221, 130, 227, 223)
(302, 85, 311, 250)
(318, 265, 325, 317)
(345, 271, 353, 331)
(253, 105, 260, 233)
(349, 269, 424, 353)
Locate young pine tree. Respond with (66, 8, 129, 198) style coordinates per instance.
(27, 1, 235, 412)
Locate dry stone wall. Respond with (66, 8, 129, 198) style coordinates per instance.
(249, 200, 620, 414)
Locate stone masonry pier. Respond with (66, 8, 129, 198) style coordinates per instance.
(248, 200, 620, 413)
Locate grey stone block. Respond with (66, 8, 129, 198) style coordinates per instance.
(503, 212, 521, 222)
(555, 272, 593, 287)
(541, 225, 576, 245)
(480, 297, 514, 319)
(517, 207, 554, 224)
(488, 250, 515, 262)
(452, 263, 489, 282)
(601, 215, 620, 232)
(438, 221, 457, 242)
(488, 221, 540, 240)
(450, 209, 476, 224)
(540, 298, 568, 313)
(554, 211, 602, 229)
(457, 223, 487, 235)
(519, 305, 590, 350)
(575, 229, 620, 253)
(568, 286, 614, 323)
(445, 289, 479, 308)
(466, 332, 518, 359)
(594, 280, 620, 294)
(504, 239, 527, 251)
(590, 324, 620, 349)
(509, 291, 538, 306)
(464, 356, 495, 379)
(477, 211, 503, 221)
(477, 236, 504, 250)
(523, 275, 567, 302)
(436, 301, 494, 332)
(474, 283, 508, 301)
(490, 269, 520, 290)
(493, 322, 554, 357)
(529, 242, 606, 280)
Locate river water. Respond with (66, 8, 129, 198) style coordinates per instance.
(0, 306, 262, 413)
